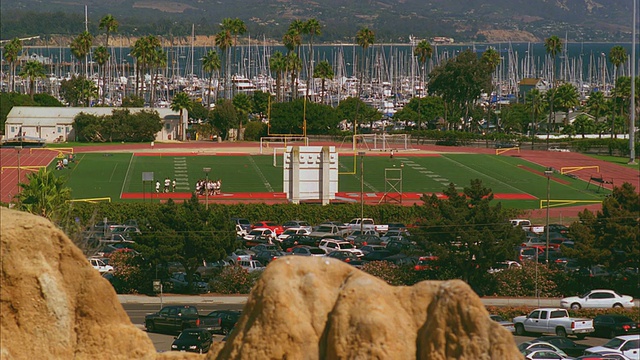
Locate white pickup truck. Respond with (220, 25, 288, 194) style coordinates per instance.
(513, 308, 594, 339)
(346, 218, 388, 234)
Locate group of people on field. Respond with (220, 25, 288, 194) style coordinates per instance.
(155, 177, 176, 193)
(195, 178, 222, 196)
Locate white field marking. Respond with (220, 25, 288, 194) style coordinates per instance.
(338, 159, 378, 192)
(108, 163, 118, 182)
(120, 153, 134, 197)
(247, 155, 273, 192)
(440, 156, 527, 195)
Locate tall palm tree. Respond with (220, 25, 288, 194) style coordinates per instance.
(232, 93, 252, 140)
(269, 51, 286, 102)
(611, 76, 631, 138)
(14, 167, 71, 223)
(221, 17, 246, 96)
(19, 60, 45, 99)
(149, 47, 167, 107)
(609, 45, 628, 80)
(303, 18, 321, 99)
(171, 92, 192, 141)
(98, 14, 118, 104)
(70, 31, 93, 77)
(3, 38, 22, 93)
(355, 27, 375, 134)
(525, 89, 545, 146)
(586, 90, 607, 126)
(93, 46, 109, 105)
(413, 40, 432, 96)
(131, 35, 161, 98)
(313, 59, 334, 105)
(544, 35, 562, 146)
(282, 28, 302, 55)
(555, 83, 580, 128)
(286, 52, 302, 101)
(215, 29, 233, 99)
(202, 50, 221, 106)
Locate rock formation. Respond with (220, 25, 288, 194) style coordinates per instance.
(209, 257, 522, 360)
(0, 208, 198, 360)
(1, 207, 522, 359)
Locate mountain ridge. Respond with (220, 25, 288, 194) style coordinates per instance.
(0, 0, 633, 43)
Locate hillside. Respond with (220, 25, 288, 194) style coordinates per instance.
(0, 0, 633, 43)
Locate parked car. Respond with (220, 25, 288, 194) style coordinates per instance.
(576, 354, 632, 360)
(519, 340, 569, 356)
(251, 243, 282, 253)
(171, 328, 213, 354)
(325, 250, 365, 266)
(243, 228, 276, 242)
(488, 260, 522, 274)
(282, 220, 312, 232)
(352, 234, 382, 247)
(385, 238, 417, 254)
(380, 229, 409, 243)
(252, 250, 287, 265)
(145, 305, 200, 334)
(226, 249, 255, 264)
(238, 259, 265, 273)
(251, 221, 284, 235)
(523, 349, 573, 360)
(167, 272, 209, 294)
(386, 223, 407, 231)
(547, 224, 570, 235)
(199, 310, 241, 335)
(277, 227, 311, 241)
(360, 244, 387, 255)
(318, 239, 364, 257)
(196, 259, 230, 281)
(309, 224, 345, 239)
(519, 247, 545, 262)
(548, 146, 570, 152)
(89, 257, 114, 273)
(513, 308, 594, 339)
(491, 314, 516, 333)
(282, 235, 318, 251)
(560, 290, 636, 310)
(289, 245, 327, 257)
(345, 229, 377, 242)
(585, 335, 640, 360)
(535, 336, 590, 357)
(593, 315, 640, 338)
(414, 255, 439, 271)
(231, 217, 252, 232)
(361, 249, 395, 262)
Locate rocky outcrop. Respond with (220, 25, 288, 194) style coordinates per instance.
(0, 208, 199, 360)
(210, 257, 522, 360)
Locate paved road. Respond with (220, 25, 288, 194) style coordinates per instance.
(120, 296, 620, 354)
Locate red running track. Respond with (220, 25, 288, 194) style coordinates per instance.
(0, 148, 58, 203)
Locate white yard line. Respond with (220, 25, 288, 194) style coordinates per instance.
(441, 155, 529, 195)
(120, 154, 134, 198)
(248, 156, 274, 192)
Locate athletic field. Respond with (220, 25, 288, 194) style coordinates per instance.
(52, 151, 608, 209)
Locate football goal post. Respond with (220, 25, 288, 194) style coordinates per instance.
(353, 134, 412, 151)
(260, 136, 309, 154)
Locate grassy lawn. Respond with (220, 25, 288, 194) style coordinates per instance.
(585, 154, 639, 168)
(53, 153, 609, 208)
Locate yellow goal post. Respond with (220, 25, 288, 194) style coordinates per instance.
(539, 199, 602, 208)
(560, 166, 599, 175)
(495, 146, 520, 155)
(1, 165, 45, 174)
(260, 136, 308, 154)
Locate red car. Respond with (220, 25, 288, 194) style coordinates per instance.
(414, 255, 439, 271)
(252, 221, 284, 235)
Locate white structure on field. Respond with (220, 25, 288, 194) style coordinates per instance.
(283, 146, 338, 205)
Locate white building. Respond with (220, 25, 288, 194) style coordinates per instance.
(4, 106, 188, 143)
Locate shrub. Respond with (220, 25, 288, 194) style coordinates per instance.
(107, 251, 149, 294)
(209, 265, 260, 294)
(490, 261, 562, 297)
(360, 261, 409, 286)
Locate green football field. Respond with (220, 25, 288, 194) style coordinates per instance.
(53, 152, 608, 208)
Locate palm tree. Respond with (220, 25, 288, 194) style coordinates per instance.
(19, 60, 45, 99)
(304, 18, 321, 99)
(94, 46, 109, 105)
(98, 14, 118, 104)
(202, 50, 221, 106)
(609, 45, 628, 80)
(282, 28, 302, 55)
(573, 114, 595, 138)
(313, 60, 334, 104)
(555, 83, 580, 129)
(525, 89, 545, 147)
(611, 76, 631, 138)
(3, 38, 22, 92)
(149, 47, 167, 107)
(269, 51, 286, 102)
(14, 167, 71, 223)
(131, 35, 161, 98)
(286, 52, 302, 101)
(70, 31, 93, 77)
(221, 17, 246, 95)
(544, 35, 562, 146)
(355, 27, 375, 134)
(413, 40, 432, 96)
(232, 93, 252, 140)
(215, 29, 233, 99)
(171, 92, 192, 141)
(586, 91, 607, 131)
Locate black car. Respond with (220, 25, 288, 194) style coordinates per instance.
(593, 315, 640, 338)
(326, 251, 364, 266)
(534, 336, 589, 357)
(171, 328, 213, 354)
(289, 245, 327, 256)
(361, 249, 394, 262)
(282, 235, 317, 250)
(547, 223, 570, 235)
(352, 234, 382, 247)
(202, 310, 242, 335)
(253, 250, 287, 265)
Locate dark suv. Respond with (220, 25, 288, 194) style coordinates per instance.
(201, 310, 242, 335)
(231, 217, 252, 232)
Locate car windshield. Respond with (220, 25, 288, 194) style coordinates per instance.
(249, 230, 263, 235)
(178, 330, 203, 340)
(309, 248, 325, 255)
(266, 222, 278, 226)
(603, 338, 625, 349)
(339, 243, 354, 249)
(283, 229, 297, 235)
(315, 226, 332, 232)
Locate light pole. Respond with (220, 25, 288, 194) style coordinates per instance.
(16, 146, 23, 191)
(544, 169, 553, 264)
(203, 167, 211, 210)
(358, 151, 366, 234)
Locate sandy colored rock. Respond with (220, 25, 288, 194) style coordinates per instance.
(209, 257, 523, 360)
(0, 208, 201, 360)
